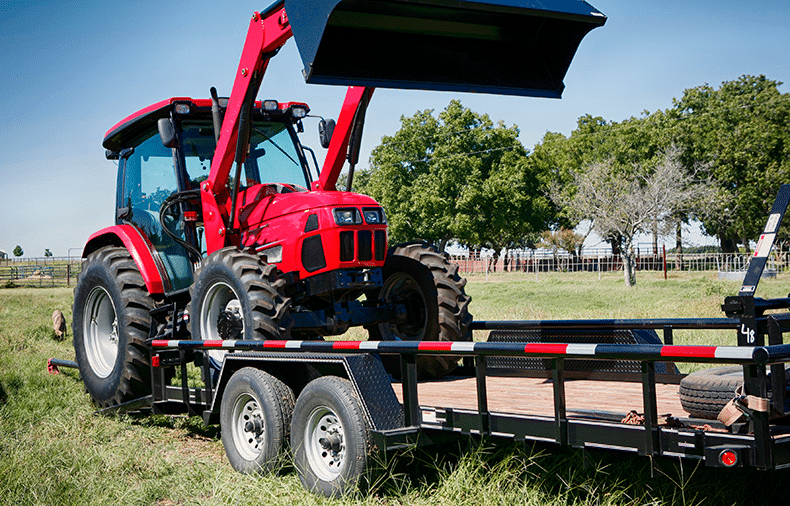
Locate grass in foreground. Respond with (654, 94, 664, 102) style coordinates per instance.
(1, 274, 790, 505)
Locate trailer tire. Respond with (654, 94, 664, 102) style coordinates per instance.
(221, 367, 294, 474)
(370, 242, 472, 379)
(679, 366, 742, 420)
(291, 376, 371, 498)
(72, 247, 154, 408)
(189, 247, 291, 374)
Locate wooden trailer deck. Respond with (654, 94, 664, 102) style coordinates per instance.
(393, 375, 689, 422)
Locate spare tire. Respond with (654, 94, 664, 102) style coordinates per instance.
(679, 366, 742, 420)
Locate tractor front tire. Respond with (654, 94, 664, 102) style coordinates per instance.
(370, 242, 472, 379)
(72, 247, 155, 408)
(189, 247, 291, 373)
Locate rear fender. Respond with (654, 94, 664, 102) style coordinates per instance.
(83, 225, 165, 295)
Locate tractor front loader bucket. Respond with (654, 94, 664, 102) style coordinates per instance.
(285, 0, 606, 98)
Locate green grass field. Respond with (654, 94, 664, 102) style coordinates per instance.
(2, 272, 790, 505)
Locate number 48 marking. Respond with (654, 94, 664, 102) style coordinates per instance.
(740, 324, 756, 344)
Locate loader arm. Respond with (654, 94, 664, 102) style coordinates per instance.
(201, 1, 369, 253)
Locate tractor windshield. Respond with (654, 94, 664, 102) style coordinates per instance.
(180, 120, 310, 190)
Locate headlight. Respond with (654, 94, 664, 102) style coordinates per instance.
(291, 105, 308, 118)
(333, 208, 361, 225)
(362, 207, 386, 224)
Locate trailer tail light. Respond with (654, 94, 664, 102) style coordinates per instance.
(151, 355, 161, 368)
(719, 449, 739, 467)
(184, 211, 199, 222)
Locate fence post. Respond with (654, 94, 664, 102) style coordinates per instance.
(662, 245, 667, 280)
(67, 263, 71, 286)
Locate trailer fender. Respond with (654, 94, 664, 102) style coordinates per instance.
(83, 225, 165, 295)
(210, 353, 404, 431)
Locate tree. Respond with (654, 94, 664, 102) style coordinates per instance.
(44, 249, 53, 257)
(551, 147, 713, 287)
(13, 245, 23, 257)
(671, 75, 790, 252)
(356, 100, 553, 252)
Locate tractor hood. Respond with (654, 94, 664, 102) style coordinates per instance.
(237, 188, 380, 230)
(285, 0, 606, 98)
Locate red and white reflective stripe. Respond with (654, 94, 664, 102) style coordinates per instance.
(523, 343, 568, 354)
(660, 345, 716, 359)
(451, 342, 477, 353)
(565, 344, 598, 355)
(332, 341, 363, 350)
(713, 346, 755, 360)
(149, 339, 760, 362)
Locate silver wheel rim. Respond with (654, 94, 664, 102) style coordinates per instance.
(231, 393, 265, 461)
(379, 272, 427, 340)
(83, 286, 119, 378)
(199, 281, 242, 366)
(304, 406, 346, 481)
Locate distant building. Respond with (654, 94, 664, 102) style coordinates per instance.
(0, 250, 6, 260)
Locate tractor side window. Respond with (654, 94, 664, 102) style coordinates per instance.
(123, 132, 178, 213)
(180, 121, 216, 188)
(122, 130, 193, 293)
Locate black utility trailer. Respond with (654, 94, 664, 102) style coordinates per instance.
(81, 185, 790, 498)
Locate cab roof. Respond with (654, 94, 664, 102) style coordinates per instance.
(102, 97, 308, 152)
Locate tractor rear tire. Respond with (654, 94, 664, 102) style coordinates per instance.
(188, 247, 291, 374)
(679, 366, 742, 420)
(72, 247, 155, 408)
(370, 242, 472, 379)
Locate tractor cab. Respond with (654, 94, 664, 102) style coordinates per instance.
(103, 97, 313, 293)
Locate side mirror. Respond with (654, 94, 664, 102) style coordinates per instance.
(318, 118, 335, 149)
(158, 118, 178, 148)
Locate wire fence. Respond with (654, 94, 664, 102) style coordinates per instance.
(448, 249, 788, 276)
(0, 257, 82, 288)
(2, 249, 785, 288)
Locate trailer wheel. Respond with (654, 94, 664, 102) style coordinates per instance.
(370, 242, 472, 379)
(679, 366, 743, 419)
(189, 247, 291, 372)
(220, 367, 294, 474)
(291, 376, 371, 498)
(72, 247, 154, 408)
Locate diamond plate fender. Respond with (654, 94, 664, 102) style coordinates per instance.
(212, 352, 404, 431)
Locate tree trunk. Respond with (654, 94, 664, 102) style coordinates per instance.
(719, 235, 737, 254)
(621, 245, 636, 287)
(438, 234, 452, 254)
(652, 221, 658, 256)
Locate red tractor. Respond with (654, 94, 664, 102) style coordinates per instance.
(71, 0, 604, 409)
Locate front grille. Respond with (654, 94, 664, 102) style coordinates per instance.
(375, 230, 386, 260)
(358, 230, 372, 261)
(301, 235, 327, 272)
(340, 231, 354, 262)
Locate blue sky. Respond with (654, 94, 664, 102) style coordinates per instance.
(2, 0, 789, 257)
